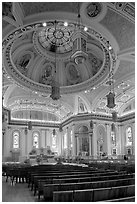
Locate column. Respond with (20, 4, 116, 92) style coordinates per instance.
(116, 124, 121, 158)
(72, 124, 76, 157)
(92, 123, 97, 159)
(105, 123, 111, 159)
(89, 132, 92, 157)
(60, 130, 63, 155)
(41, 129, 45, 148)
(120, 125, 125, 156)
(132, 122, 135, 156)
(45, 129, 47, 148)
(46, 129, 51, 147)
(66, 127, 70, 157)
(75, 133, 79, 156)
(2, 131, 5, 158)
(57, 130, 62, 156)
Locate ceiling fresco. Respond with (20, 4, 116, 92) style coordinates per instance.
(2, 2, 135, 122)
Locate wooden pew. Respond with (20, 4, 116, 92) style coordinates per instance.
(53, 173, 134, 184)
(33, 169, 114, 194)
(73, 184, 135, 202)
(53, 184, 135, 202)
(43, 178, 134, 200)
(31, 170, 98, 191)
(31, 169, 114, 191)
(32, 170, 105, 195)
(103, 196, 135, 202)
(37, 172, 134, 200)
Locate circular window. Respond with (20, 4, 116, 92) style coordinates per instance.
(38, 26, 73, 53)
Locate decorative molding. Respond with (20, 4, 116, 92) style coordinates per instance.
(108, 2, 135, 23)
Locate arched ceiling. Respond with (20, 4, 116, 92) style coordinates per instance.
(2, 2, 135, 122)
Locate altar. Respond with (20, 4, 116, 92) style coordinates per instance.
(28, 147, 55, 164)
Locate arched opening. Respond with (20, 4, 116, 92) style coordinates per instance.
(78, 125, 89, 157)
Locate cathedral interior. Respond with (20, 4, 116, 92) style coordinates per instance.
(2, 2, 135, 202)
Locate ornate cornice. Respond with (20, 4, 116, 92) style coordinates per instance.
(7, 109, 135, 128)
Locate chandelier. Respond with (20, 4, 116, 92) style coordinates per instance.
(50, 80, 60, 100)
(53, 129, 56, 136)
(71, 4, 88, 64)
(106, 72, 116, 109)
(112, 111, 117, 122)
(50, 20, 61, 101)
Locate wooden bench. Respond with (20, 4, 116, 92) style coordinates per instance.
(103, 196, 135, 202)
(53, 184, 135, 202)
(43, 178, 134, 200)
(37, 172, 134, 200)
(31, 170, 98, 191)
(32, 170, 103, 195)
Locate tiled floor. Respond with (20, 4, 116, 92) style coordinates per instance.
(2, 177, 37, 202)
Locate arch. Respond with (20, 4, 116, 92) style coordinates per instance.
(75, 123, 90, 133)
(96, 124, 107, 156)
(78, 125, 89, 133)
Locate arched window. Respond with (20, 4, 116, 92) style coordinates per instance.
(126, 127, 132, 146)
(33, 132, 39, 148)
(13, 131, 19, 149)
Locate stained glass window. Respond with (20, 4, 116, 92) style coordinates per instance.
(13, 131, 19, 149)
(33, 132, 39, 148)
(126, 127, 132, 146)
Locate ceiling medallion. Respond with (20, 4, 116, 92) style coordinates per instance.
(38, 25, 73, 54)
(86, 3, 102, 18)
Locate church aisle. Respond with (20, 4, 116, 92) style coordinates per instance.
(2, 177, 36, 202)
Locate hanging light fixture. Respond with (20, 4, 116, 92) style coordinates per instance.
(24, 100, 28, 135)
(90, 120, 94, 130)
(112, 111, 117, 122)
(28, 99, 32, 130)
(71, 2, 88, 64)
(59, 124, 63, 132)
(111, 123, 115, 132)
(50, 20, 61, 101)
(53, 128, 56, 136)
(106, 72, 116, 109)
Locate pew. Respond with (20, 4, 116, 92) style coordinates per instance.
(53, 184, 135, 202)
(31, 170, 100, 191)
(103, 196, 135, 202)
(37, 172, 134, 200)
(33, 169, 115, 195)
(43, 178, 134, 200)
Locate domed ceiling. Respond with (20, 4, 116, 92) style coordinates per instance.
(2, 2, 135, 122)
